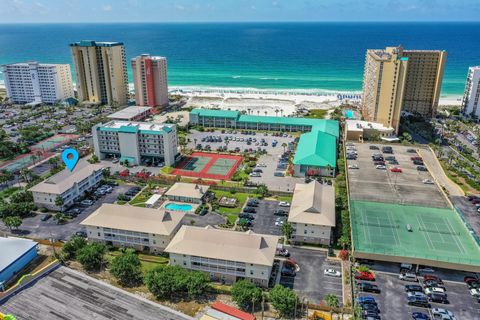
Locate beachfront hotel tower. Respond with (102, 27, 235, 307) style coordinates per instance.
(2, 61, 74, 105)
(70, 40, 129, 107)
(131, 54, 169, 108)
(361, 46, 446, 133)
(461, 66, 480, 118)
(361, 47, 409, 134)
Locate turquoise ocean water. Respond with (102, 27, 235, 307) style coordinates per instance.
(0, 22, 479, 96)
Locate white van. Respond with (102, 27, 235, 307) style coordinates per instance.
(399, 272, 418, 282)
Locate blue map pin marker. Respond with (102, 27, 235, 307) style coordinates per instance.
(62, 148, 79, 171)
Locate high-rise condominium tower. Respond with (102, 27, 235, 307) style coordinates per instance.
(2, 61, 74, 105)
(70, 40, 128, 106)
(462, 66, 480, 118)
(361, 47, 409, 133)
(131, 54, 169, 108)
(361, 46, 447, 133)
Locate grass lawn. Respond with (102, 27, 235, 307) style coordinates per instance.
(106, 251, 169, 274)
(212, 190, 260, 215)
(305, 109, 329, 119)
(227, 214, 238, 224)
(273, 195, 293, 202)
(129, 189, 152, 206)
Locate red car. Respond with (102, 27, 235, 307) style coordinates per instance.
(465, 276, 479, 284)
(411, 156, 423, 161)
(390, 167, 402, 173)
(424, 275, 443, 284)
(355, 271, 375, 281)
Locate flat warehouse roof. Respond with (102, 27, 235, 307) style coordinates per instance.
(351, 200, 480, 271)
(107, 106, 152, 120)
(0, 237, 37, 273)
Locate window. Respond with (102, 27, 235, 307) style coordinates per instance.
(250, 270, 254, 275)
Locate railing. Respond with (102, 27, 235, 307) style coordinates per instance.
(453, 205, 480, 247)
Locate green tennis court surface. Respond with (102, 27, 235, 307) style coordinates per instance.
(351, 200, 480, 267)
(180, 156, 211, 172)
(207, 158, 237, 175)
(31, 134, 77, 150)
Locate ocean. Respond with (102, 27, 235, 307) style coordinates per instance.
(0, 22, 479, 96)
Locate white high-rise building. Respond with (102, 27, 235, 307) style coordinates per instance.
(462, 66, 480, 117)
(2, 61, 74, 104)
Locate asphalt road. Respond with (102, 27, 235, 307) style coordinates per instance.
(251, 199, 285, 236)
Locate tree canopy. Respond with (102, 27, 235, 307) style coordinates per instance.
(231, 280, 262, 311)
(110, 249, 143, 287)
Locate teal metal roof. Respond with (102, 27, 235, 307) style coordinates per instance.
(141, 130, 163, 135)
(293, 130, 337, 168)
(190, 108, 339, 138)
(119, 126, 138, 133)
(190, 108, 239, 118)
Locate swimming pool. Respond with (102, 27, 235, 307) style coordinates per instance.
(165, 203, 193, 211)
(344, 109, 355, 119)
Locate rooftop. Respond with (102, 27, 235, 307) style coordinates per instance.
(165, 182, 209, 200)
(29, 160, 104, 195)
(2, 61, 69, 68)
(107, 106, 152, 120)
(97, 120, 175, 134)
(288, 181, 336, 226)
(346, 119, 395, 133)
(165, 226, 279, 266)
(80, 204, 184, 236)
(0, 237, 38, 273)
(70, 40, 124, 47)
(292, 130, 337, 167)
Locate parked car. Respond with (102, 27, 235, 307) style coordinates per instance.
(425, 287, 446, 295)
(80, 199, 94, 206)
(390, 167, 403, 173)
(324, 269, 341, 277)
(358, 282, 380, 293)
(428, 293, 449, 304)
(249, 172, 261, 177)
(357, 296, 377, 305)
(281, 267, 296, 277)
(375, 165, 386, 170)
(243, 206, 256, 213)
(412, 312, 430, 320)
(470, 288, 480, 297)
(355, 271, 375, 281)
(423, 179, 434, 184)
(279, 201, 290, 207)
(348, 164, 359, 169)
(247, 199, 259, 207)
(407, 296, 430, 308)
(239, 213, 254, 220)
(405, 284, 424, 292)
(399, 272, 418, 282)
(273, 209, 288, 216)
(431, 308, 454, 319)
(276, 248, 290, 257)
(41, 214, 52, 221)
(417, 166, 428, 171)
(75, 231, 87, 238)
(424, 275, 443, 284)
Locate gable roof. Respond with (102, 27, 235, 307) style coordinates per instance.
(293, 130, 337, 167)
(165, 226, 278, 266)
(288, 181, 336, 227)
(165, 182, 209, 199)
(80, 204, 184, 236)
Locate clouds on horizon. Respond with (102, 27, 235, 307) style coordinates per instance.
(0, 0, 479, 23)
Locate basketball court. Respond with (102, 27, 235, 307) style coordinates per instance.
(172, 152, 242, 180)
(350, 200, 480, 269)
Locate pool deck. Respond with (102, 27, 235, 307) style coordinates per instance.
(160, 200, 199, 213)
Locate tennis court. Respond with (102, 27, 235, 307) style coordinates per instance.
(0, 152, 53, 172)
(172, 152, 242, 180)
(31, 134, 79, 151)
(351, 200, 480, 269)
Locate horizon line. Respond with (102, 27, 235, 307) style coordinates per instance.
(0, 20, 479, 25)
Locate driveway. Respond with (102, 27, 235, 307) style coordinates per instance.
(250, 154, 303, 192)
(251, 199, 285, 236)
(279, 247, 343, 304)
(182, 212, 226, 227)
(0, 184, 131, 241)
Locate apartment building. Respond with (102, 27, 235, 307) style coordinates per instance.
(361, 47, 409, 134)
(462, 66, 480, 117)
(164, 182, 210, 204)
(92, 120, 178, 166)
(131, 54, 169, 108)
(70, 40, 128, 106)
(80, 204, 184, 253)
(361, 46, 446, 133)
(29, 161, 104, 211)
(165, 226, 279, 287)
(107, 106, 152, 121)
(2, 61, 74, 104)
(288, 181, 335, 245)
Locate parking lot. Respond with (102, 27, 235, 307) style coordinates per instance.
(451, 195, 480, 237)
(279, 247, 343, 304)
(347, 143, 448, 208)
(188, 129, 295, 156)
(0, 184, 131, 241)
(250, 199, 287, 236)
(356, 268, 480, 319)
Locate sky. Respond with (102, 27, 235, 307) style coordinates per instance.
(0, 0, 479, 23)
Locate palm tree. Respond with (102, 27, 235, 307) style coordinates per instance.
(280, 109, 284, 117)
(264, 111, 268, 116)
(257, 110, 260, 116)
(275, 109, 279, 117)
(281, 142, 288, 153)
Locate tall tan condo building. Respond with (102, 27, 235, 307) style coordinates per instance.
(70, 40, 129, 106)
(131, 54, 169, 108)
(361, 46, 446, 133)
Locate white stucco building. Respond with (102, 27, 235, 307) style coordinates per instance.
(462, 66, 480, 118)
(80, 204, 184, 253)
(29, 161, 104, 211)
(165, 226, 279, 287)
(2, 61, 74, 105)
(288, 181, 336, 245)
(92, 120, 178, 166)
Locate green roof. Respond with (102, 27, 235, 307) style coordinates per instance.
(293, 130, 337, 168)
(190, 108, 239, 118)
(190, 108, 339, 138)
(118, 126, 138, 133)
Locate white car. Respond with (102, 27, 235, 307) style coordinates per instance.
(279, 201, 290, 207)
(324, 269, 341, 277)
(432, 308, 454, 318)
(470, 288, 480, 297)
(422, 179, 434, 184)
(348, 164, 359, 169)
(407, 291, 427, 299)
(425, 287, 445, 295)
(249, 172, 261, 177)
(375, 165, 386, 170)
